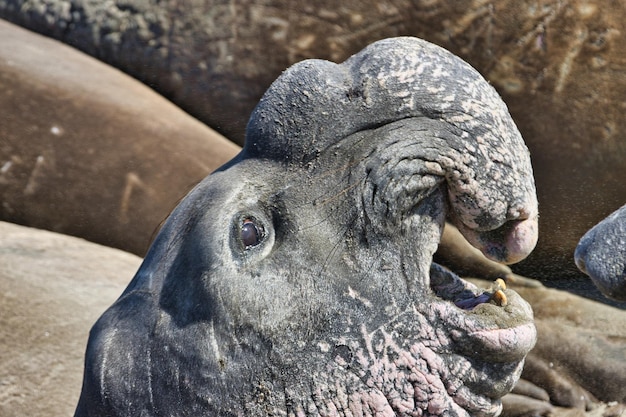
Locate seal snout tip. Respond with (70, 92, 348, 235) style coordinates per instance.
(458, 215, 539, 265)
(573, 245, 588, 275)
(499, 216, 539, 264)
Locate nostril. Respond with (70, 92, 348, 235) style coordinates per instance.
(500, 217, 539, 264)
(456, 216, 538, 265)
(507, 200, 538, 223)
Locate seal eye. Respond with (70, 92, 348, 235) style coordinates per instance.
(241, 218, 263, 248)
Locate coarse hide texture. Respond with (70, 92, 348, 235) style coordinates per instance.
(576, 204, 626, 301)
(75, 38, 538, 416)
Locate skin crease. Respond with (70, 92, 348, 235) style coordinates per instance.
(74, 38, 538, 416)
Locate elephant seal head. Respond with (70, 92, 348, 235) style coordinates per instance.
(575, 204, 626, 301)
(75, 37, 538, 416)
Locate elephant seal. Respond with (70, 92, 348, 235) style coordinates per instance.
(575, 204, 626, 301)
(0, 20, 239, 256)
(75, 37, 537, 416)
(4, 0, 624, 283)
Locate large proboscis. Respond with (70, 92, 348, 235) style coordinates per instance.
(75, 37, 539, 416)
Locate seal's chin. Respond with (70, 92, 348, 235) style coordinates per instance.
(310, 265, 536, 416)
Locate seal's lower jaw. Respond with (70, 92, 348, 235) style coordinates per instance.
(429, 264, 536, 363)
(427, 263, 536, 401)
(320, 267, 536, 416)
(301, 266, 535, 416)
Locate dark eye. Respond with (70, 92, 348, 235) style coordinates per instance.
(241, 218, 262, 248)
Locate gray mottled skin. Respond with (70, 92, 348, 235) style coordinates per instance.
(75, 38, 538, 416)
(575, 204, 626, 301)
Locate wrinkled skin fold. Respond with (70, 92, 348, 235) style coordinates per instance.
(75, 37, 538, 416)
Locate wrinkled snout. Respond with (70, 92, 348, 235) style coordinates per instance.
(453, 207, 538, 265)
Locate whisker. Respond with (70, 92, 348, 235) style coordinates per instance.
(313, 180, 362, 207)
(318, 217, 354, 278)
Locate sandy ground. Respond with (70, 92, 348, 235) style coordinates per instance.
(0, 221, 141, 416)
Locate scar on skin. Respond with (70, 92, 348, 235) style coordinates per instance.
(120, 172, 151, 223)
(446, 2, 493, 38)
(24, 155, 45, 196)
(1, 160, 12, 174)
(555, 28, 588, 93)
(347, 286, 373, 308)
